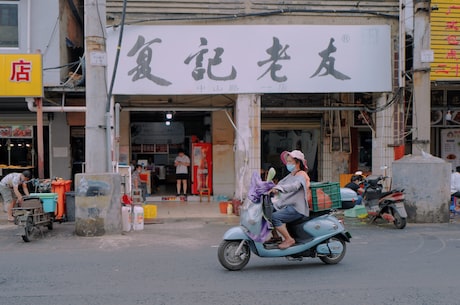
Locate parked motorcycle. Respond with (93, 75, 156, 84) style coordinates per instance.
(362, 175, 407, 229)
(218, 190, 352, 271)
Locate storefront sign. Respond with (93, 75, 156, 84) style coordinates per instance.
(431, 0, 460, 81)
(107, 25, 391, 94)
(0, 54, 43, 97)
(0, 125, 33, 138)
(441, 129, 460, 168)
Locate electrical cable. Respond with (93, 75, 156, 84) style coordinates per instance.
(115, 8, 398, 26)
(106, 0, 127, 113)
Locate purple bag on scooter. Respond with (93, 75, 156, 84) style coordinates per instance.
(248, 172, 275, 203)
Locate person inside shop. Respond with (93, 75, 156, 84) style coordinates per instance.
(344, 174, 364, 205)
(174, 149, 190, 196)
(268, 150, 310, 249)
(132, 164, 147, 202)
(0, 170, 31, 222)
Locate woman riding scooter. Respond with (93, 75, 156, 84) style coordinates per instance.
(269, 150, 310, 249)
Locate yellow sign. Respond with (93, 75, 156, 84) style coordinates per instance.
(0, 54, 43, 97)
(430, 0, 460, 81)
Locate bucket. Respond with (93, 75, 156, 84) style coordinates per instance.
(121, 205, 132, 232)
(219, 202, 228, 214)
(133, 205, 144, 231)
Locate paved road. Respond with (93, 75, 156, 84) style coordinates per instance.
(1, 217, 460, 305)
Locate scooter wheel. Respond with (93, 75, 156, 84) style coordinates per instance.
(218, 240, 250, 271)
(392, 209, 407, 229)
(319, 237, 346, 264)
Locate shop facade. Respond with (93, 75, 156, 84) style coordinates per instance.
(3, 0, 407, 200)
(105, 0, 402, 199)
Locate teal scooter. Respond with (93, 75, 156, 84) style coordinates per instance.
(218, 170, 352, 271)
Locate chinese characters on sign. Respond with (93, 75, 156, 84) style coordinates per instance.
(0, 54, 43, 97)
(127, 35, 172, 86)
(10, 59, 32, 82)
(431, 0, 460, 80)
(107, 25, 392, 94)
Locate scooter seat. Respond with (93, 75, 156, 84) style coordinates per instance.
(287, 217, 314, 243)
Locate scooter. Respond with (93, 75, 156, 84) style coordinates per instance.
(340, 187, 359, 209)
(218, 187, 352, 271)
(362, 175, 407, 229)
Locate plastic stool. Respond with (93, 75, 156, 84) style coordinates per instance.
(199, 188, 210, 202)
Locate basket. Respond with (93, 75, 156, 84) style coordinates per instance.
(309, 182, 341, 212)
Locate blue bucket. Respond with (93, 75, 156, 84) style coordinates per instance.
(29, 193, 57, 213)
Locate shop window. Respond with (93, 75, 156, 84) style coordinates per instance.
(0, 2, 19, 48)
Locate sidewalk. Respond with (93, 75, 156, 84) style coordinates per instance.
(2, 197, 460, 226)
(0, 197, 239, 226)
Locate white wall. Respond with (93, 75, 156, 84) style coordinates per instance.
(3, 0, 62, 86)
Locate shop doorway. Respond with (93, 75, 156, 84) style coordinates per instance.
(350, 129, 372, 173)
(261, 129, 320, 182)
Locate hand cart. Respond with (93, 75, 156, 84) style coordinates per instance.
(12, 196, 54, 242)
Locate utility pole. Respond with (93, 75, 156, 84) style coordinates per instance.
(84, 0, 109, 173)
(412, 0, 431, 155)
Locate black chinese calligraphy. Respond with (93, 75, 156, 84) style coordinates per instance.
(184, 37, 237, 81)
(127, 35, 172, 86)
(257, 37, 291, 82)
(311, 38, 351, 81)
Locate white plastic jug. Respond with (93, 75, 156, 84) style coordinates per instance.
(121, 205, 132, 232)
(133, 204, 144, 231)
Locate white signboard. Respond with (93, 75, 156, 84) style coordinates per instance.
(107, 25, 392, 95)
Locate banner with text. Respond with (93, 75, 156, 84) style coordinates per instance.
(107, 25, 392, 95)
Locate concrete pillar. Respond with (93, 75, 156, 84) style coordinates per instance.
(373, 93, 395, 187)
(234, 94, 261, 201)
(412, 0, 431, 155)
(84, 0, 109, 173)
(392, 155, 451, 223)
(74, 173, 122, 236)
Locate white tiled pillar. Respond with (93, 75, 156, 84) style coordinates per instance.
(234, 94, 261, 201)
(373, 92, 395, 187)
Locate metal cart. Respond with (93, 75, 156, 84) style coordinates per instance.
(12, 196, 54, 242)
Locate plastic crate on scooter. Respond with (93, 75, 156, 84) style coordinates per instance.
(310, 182, 341, 211)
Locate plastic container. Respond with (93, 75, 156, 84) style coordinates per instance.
(65, 192, 75, 222)
(121, 205, 132, 232)
(344, 205, 368, 218)
(52, 180, 72, 220)
(219, 202, 228, 214)
(133, 205, 144, 231)
(310, 182, 341, 211)
(29, 193, 57, 213)
(232, 199, 242, 216)
(227, 202, 233, 215)
(144, 204, 157, 219)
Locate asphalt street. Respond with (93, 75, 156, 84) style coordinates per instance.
(1, 214, 460, 305)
